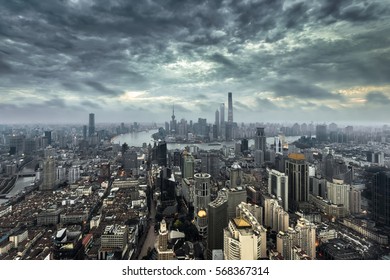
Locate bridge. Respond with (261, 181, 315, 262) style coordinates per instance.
(17, 171, 36, 177)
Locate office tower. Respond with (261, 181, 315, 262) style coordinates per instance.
(68, 165, 81, 184)
(254, 150, 264, 167)
(83, 125, 87, 140)
(295, 218, 317, 259)
(215, 109, 219, 138)
(44, 131, 52, 145)
(274, 136, 282, 154)
(200, 151, 220, 179)
(285, 153, 309, 211)
(219, 103, 225, 138)
(324, 152, 334, 181)
(310, 175, 327, 198)
(229, 163, 243, 189)
(156, 141, 167, 166)
(316, 124, 327, 142)
(207, 189, 228, 259)
(326, 179, 350, 212)
(223, 202, 267, 260)
(227, 186, 247, 221)
(268, 169, 289, 211)
(182, 151, 194, 179)
(156, 219, 174, 260)
(372, 171, 390, 226)
(88, 113, 95, 137)
(123, 150, 138, 175)
(157, 167, 176, 209)
(254, 127, 266, 153)
(194, 173, 211, 237)
(41, 157, 56, 190)
(228, 92, 233, 123)
(241, 138, 248, 152)
(99, 225, 129, 260)
(9, 135, 25, 155)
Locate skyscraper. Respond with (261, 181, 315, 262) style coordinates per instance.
(41, 157, 56, 191)
(372, 171, 390, 226)
(88, 113, 95, 137)
(219, 103, 225, 139)
(223, 202, 267, 260)
(207, 189, 228, 259)
(285, 153, 309, 211)
(254, 127, 266, 153)
(194, 173, 211, 237)
(268, 169, 289, 211)
(228, 92, 233, 123)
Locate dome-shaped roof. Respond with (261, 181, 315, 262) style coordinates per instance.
(197, 209, 207, 218)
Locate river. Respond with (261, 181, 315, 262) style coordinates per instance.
(111, 130, 301, 150)
(0, 168, 35, 205)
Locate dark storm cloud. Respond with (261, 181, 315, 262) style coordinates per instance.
(84, 81, 119, 96)
(365, 91, 390, 105)
(44, 98, 66, 108)
(268, 79, 342, 100)
(0, 0, 389, 123)
(81, 100, 102, 109)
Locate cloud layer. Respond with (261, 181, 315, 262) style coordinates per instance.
(1, 0, 389, 124)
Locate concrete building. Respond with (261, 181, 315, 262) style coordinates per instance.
(40, 157, 56, 191)
(295, 218, 317, 259)
(285, 153, 309, 211)
(268, 169, 288, 211)
(326, 179, 350, 213)
(194, 173, 211, 237)
(223, 203, 267, 260)
(207, 189, 228, 258)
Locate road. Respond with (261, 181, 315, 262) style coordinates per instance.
(137, 198, 157, 259)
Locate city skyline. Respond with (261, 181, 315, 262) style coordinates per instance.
(1, 1, 390, 124)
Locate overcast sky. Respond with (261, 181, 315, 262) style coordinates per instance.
(1, 0, 390, 125)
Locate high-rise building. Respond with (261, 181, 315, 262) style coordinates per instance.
(68, 165, 81, 184)
(316, 124, 327, 143)
(228, 92, 233, 123)
(194, 173, 211, 237)
(227, 186, 247, 221)
(207, 189, 228, 259)
(41, 157, 56, 191)
(200, 151, 220, 179)
(326, 179, 350, 212)
(268, 169, 289, 211)
(215, 109, 219, 138)
(295, 218, 317, 259)
(82, 125, 87, 140)
(223, 202, 267, 260)
(285, 153, 309, 211)
(182, 151, 194, 179)
(156, 141, 167, 166)
(276, 228, 298, 260)
(44, 131, 52, 145)
(156, 219, 174, 260)
(88, 113, 95, 137)
(229, 163, 243, 189)
(349, 185, 363, 214)
(254, 127, 266, 153)
(219, 103, 225, 139)
(241, 138, 248, 152)
(372, 171, 390, 226)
